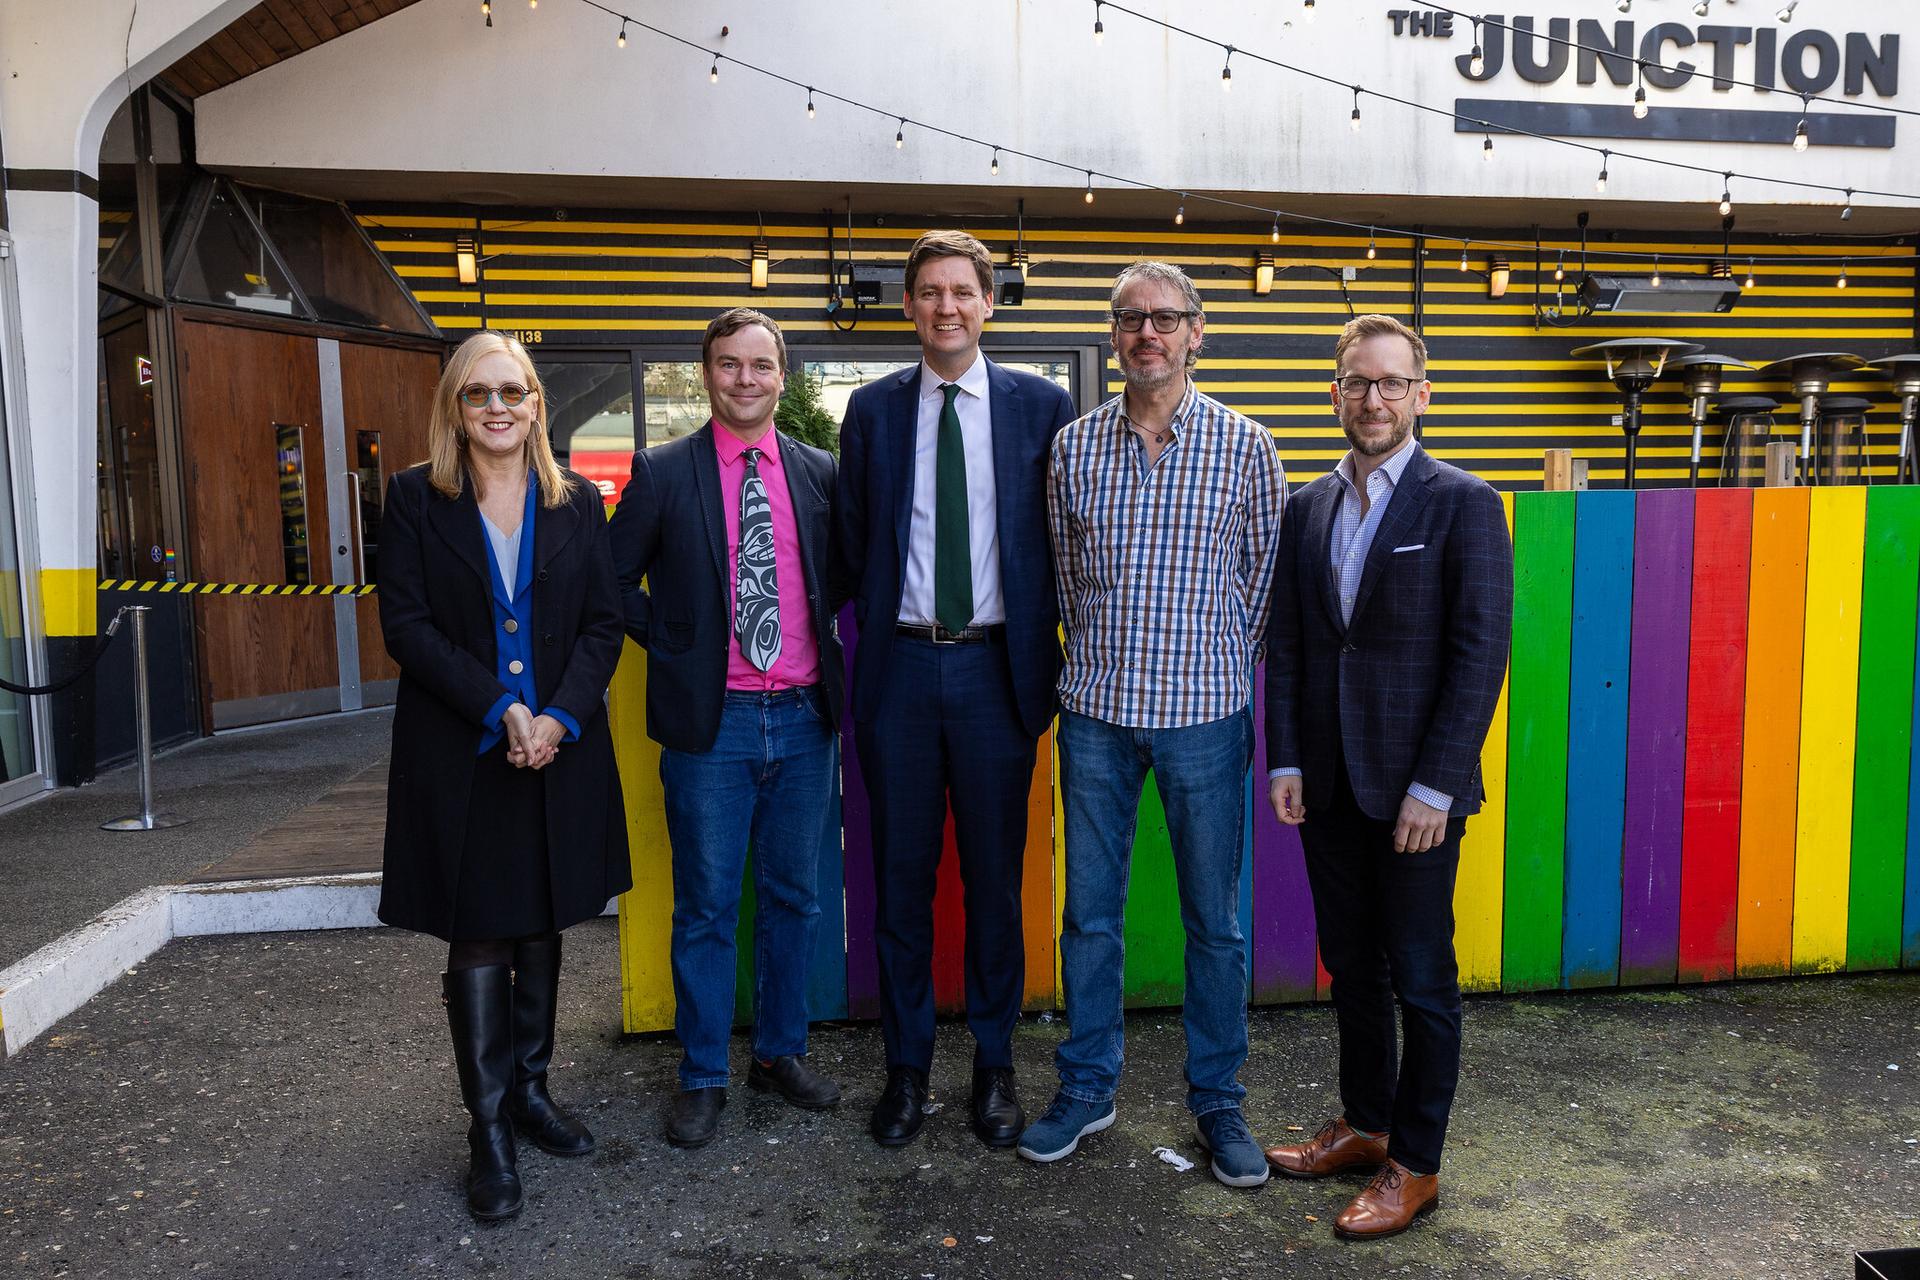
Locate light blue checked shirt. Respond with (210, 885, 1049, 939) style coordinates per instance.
(1048, 382, 1286, 729)
(1269, 435, 1452, 812)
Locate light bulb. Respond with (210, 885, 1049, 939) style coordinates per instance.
(1777, 1, 1797, 21)
(1366, 231, 1378, 261)
(1651, 257, 1662, 287)
(1222, 63, 1233, 91)
(1303, 0, 1317, 22)
(1719, 188, 1733, 216)
(1469, 46, 1485, 77)
(616, 25, 626, 47)
(1271, 219, 1281, 244)
(1633, 86, 1648, 119)
(709, 60, 720, 83)
(1554, 251, 1566, 282)
(1483, 133, 1494, 162)
(896, 120, 905, 148)
(990, 150, 999, 176)
(1838, 263, 1850, 289)
(1793, 117, 1809, 151)
(1174, 204, 1185, 226)
(1745, 260, 1757, 289)
(1617, 0, 1631, 11)
(1693, 0, 1710, 17)
(1084, 172, 1095, 204)
(1351, 105, 1362, 131)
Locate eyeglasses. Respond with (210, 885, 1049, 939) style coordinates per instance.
(1336, 375, 1420, 401)
(1112, 307, 1199, 333)
(459, 382, 533, 409)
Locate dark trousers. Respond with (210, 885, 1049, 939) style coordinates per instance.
(1298, 757, 1466, 1176)
(854, 634, 1038, 1074)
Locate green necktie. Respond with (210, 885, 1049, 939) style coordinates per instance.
(934, 382, 975, 633)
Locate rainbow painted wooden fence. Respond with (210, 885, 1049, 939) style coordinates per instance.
(615, 487, 1920, 1031)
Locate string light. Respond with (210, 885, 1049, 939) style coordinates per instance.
(1270, 216, 1281, 244)
(990, 148, 1000, 176)
(1469, 20, 1485, 77)
(1595, 150, 1610, 194)
(481, 0, 491, 26)
(528, 0, 536, 8)
(1366, 228, 1378, 260)
(1084, 170, 1095, 203)
(1482, 128, 1494, 162)
(1838, 260, 1850, 289)
(616, 20, 626, 47)
(1793, 95, 1810, 151)
(1221, 46, 1234, 91)
(709, 57, 720, 83)
(1350, 87, 1363, 132)
(1554, 250, 1566, 282)
(1692, 0, 1710, 17)
(1303, 0, 1317, 22)
(1718, 173, 1733, 216)
(1460, 242, 1470, 272)
(1777, 1, 1798, 20)
(1842, 188, 1854, 220)
(1745, 258, 1758, 289)
(1616, 0, 1631, 11)
(1651, 255, 1662, 287)
(805, 87, 815, 118)
(1093, 0, 1105, 44)
(1174, 198, 1186, 226)
(896, 118, 906, 148)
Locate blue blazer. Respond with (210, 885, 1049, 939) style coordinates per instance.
(836, 359, 1076, 738)
(606, 423, 843, 754)
(1263, 447, 1513, 821)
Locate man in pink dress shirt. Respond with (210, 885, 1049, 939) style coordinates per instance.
(607, 309, 845, 1149)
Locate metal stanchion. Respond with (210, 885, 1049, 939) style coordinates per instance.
(102, 605, 187, 832)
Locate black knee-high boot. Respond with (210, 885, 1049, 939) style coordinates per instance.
(443, 966, 523, 1221)
(508, 935, 595, 1157)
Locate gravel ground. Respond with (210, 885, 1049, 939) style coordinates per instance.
(3, 920, 1916, 1279)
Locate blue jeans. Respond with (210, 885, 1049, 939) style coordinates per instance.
(659, 686, 836, 1090)
(1055, 707, 1253, 1117)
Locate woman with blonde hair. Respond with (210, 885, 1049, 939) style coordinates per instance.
(378, 330, 630, 1221)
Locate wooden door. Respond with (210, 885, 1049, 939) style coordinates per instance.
(174, 318, 340, 728)
(339, 341, 440, 699)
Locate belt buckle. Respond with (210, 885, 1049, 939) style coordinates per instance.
(929, 623, 963, 645)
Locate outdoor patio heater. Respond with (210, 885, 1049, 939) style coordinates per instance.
(1756, 352, 1867, 484)
(1715, 395, 1781, 487)
(1864, 354, 1920, 485)
(1569, 338, 1702, 488)
(1666, 353, 1755, 486)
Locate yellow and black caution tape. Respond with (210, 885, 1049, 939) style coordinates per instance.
(97, 579, 377, 597)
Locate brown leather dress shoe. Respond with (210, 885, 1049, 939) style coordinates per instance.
(1264, 1116, 1389, 1179)
(1333, 1160, 1439, 1240)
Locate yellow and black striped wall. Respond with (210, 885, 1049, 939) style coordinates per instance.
(359, 204, 1918, 489)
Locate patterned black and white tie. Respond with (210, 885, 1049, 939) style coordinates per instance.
(734, 447, 781, 672)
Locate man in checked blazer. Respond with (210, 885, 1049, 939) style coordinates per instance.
(1261, 313, 1512, 1240)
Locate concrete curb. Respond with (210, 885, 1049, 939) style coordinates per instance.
(0, 873, 382, 1057)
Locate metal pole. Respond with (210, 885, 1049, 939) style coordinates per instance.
(1900, 395, 1917, 485)
(1689, 393, 1708, 487)
(1798, 392, 1819, 485)
(103, 605, 185, 831)
(1622, 390, 1642, 489)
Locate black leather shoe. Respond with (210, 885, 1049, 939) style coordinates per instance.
(970, 1067, 1024, 1148)
(747, 1054, 842, 1110)
(665, 1087, 726, 1148)
(869, 1067, 929, 1147)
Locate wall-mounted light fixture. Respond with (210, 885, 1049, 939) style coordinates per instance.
(1488, 256, 1511, 299)
(1254, 253, 1275, 295)
(454, 236, 479, 286)
(750, 241, 770, 291)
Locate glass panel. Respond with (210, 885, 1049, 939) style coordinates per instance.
(97, 320, 168, 581)
(148, 94, 192, 250)
(0, 309, 34, 782)
(173, 184, 306, 318)
(537, 360, 635, 505)
(641, 361, 709, 449)
(275, 423, 312, 585)
(243, 187, 433, 334)
(804, 359, 913, 427)
(355, 431, 383, 583)
(996, 359, 1074, 395)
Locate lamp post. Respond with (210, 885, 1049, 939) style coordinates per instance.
(1570, 338, 1703, 488)
(1756, 353, 1867, 485)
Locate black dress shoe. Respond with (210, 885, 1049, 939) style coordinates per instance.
(869, 1067, 929, 1147)
(747, 1054, 842, 1110)
(970, 1067, 1024, 1148)
(665, 1087, 725, 1148)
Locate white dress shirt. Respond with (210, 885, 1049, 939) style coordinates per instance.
(900, 354, 1005, 626)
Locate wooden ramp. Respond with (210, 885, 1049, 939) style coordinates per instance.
(190, 764, 387, 883)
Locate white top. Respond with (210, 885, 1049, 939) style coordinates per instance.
(899, 353, 1005, 627)
(481, 512, 522, 599)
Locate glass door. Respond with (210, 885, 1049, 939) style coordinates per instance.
(0, 227, 47, 802)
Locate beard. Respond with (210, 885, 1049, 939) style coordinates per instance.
(1118, 343, 1186, 393)
(1342, 411, 1414, 458)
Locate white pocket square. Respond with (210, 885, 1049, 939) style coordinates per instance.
(1392, 543, 1426, 553)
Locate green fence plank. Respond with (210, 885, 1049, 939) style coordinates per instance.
(1848, 486, 1920, 971)
(1503, 491, 1576, 993)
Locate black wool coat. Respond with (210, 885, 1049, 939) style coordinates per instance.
(376, 464, 631, 941)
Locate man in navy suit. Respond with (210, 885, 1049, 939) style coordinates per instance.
(837, 230, 1076, 1148)
(1262, 313, 1512, 1239)
(607, 308, 845, 1150)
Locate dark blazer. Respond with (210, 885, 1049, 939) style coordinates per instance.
(1263, 446, 1513, 822)
(605, 423, 843, 753)
(836, 359, 1076, 738)
(377, 464, 631, 941)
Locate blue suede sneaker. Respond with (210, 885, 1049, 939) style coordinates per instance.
(1015, 1093, 1116, 1163)
(1196, 1108, 1270, 1187)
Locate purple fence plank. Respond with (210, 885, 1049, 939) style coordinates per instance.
(1620, 489, 1694, 985)
(838, 607, 880, 1019)
(1252, 675, 1318, 1003)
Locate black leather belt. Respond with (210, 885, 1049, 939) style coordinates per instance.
(895, 622, 998, 645)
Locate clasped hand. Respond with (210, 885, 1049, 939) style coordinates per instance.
(502, 703, 564, 770)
